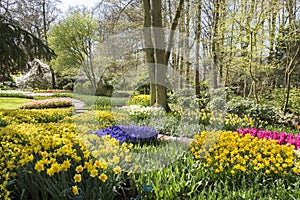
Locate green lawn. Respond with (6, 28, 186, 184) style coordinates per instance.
(0, 97, 33, 109)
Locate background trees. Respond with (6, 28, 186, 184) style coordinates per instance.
(0, 0, 59, 83)
(0, 15, 55, 78)
(1, 0, 299, 113)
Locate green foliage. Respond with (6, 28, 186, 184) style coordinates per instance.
(272, 88, 300, 114)
(48, 11, 97, 71)
(127, 95, 150, 107)
(0, 93, 33, 99)
(0, 15, 55, 74)
(225, 97, 278, 124)
(129, 148, 300, 199)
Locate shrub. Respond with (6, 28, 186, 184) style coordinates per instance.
(127, 95, 150, 107)
(225, 97, 279, 124)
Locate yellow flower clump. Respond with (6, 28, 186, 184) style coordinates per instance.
(190, 130, 300, 175)
(0, 120, 133, 199)
(0, 108, 73, 124)
(127, 95, 150, 106)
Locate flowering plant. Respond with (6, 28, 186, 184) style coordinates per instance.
(93, 125, 158, 144)
(191, 130, 300, 176)
(118, 105, 164, 122)
(237, 128, 300, 150)
(34, 89, 72, 93)
(127, 95, 150, 106)
(25, 93, 55, 97)
(20, 98, 72, 109)
(1, 122, 133, 200)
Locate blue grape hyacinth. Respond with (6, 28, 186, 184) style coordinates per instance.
(92, 125, 158, 144)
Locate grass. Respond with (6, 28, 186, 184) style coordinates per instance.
(0, 97, 33, 109)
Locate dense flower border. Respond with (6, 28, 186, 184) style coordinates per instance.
(237, 128, 300, 150)
(34, 89, 72, 93)
(191, 130, 300, 176)
(20, 98, 72, 109)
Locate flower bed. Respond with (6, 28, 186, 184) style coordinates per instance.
(191, 130, 300, 175)
(34, 89, 72, 93)
(0, 107, 73, 125)
(127, 95, 150, 106)
(0, 123, 133, 200)
(20, 98, 72, 109)
(93, 125, 158, 144)
(237, 128, 300, 150)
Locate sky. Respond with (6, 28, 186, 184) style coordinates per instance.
(58, 0, 98, 13)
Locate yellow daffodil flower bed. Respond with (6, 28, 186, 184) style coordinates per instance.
(0, 111, 134, 200)
(127, 95, 150, 107)
(190, 131, 300, 177)
(0, 107, 73, 125)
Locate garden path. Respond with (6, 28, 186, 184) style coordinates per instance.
(72, 98, 89, 114)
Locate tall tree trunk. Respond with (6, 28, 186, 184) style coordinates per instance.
(42, 0, 55, 89)
(143, 0, 156, 105)
(195, 0, 202, 98)
(184, 0, 190, 85)
(283, 0, 298, 114)
(151, 0, 168, 111)
(212, 0, 220, 88)
(283, 72, 291, 114)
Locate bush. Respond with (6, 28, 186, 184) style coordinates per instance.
(127, 95, 150, 107)
(273, 88, 300, 114)
(225, 97, 279, 124)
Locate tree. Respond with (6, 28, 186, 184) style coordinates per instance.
(48, 10, 98, 89)
(142, 0, 184, 111)
(0, 15, 55, 77)
(276, 23, 300, 114)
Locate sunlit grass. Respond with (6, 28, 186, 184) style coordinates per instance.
(0, 97, 33, 109)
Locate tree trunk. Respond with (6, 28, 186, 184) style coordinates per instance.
(151, 0, 169, 111)
(283, 72, 291, 114)
(143, 0, 156, 105)
(212, 0, 220, 89)
(184, 0, 190, 85)
(195, 0, 202, 98)
(42, 0, 56, 89)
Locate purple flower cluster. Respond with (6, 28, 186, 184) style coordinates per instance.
(93, 125, 158, 144)
(237, 128, 300, 150)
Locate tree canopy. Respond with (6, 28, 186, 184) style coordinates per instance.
(0, 15, 55, 75)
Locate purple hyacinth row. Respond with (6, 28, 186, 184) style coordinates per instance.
(237, 128, 300, 150)
(93, 125, 158, 144)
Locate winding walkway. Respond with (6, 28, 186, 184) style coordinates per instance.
(72, 98, 89, 114)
